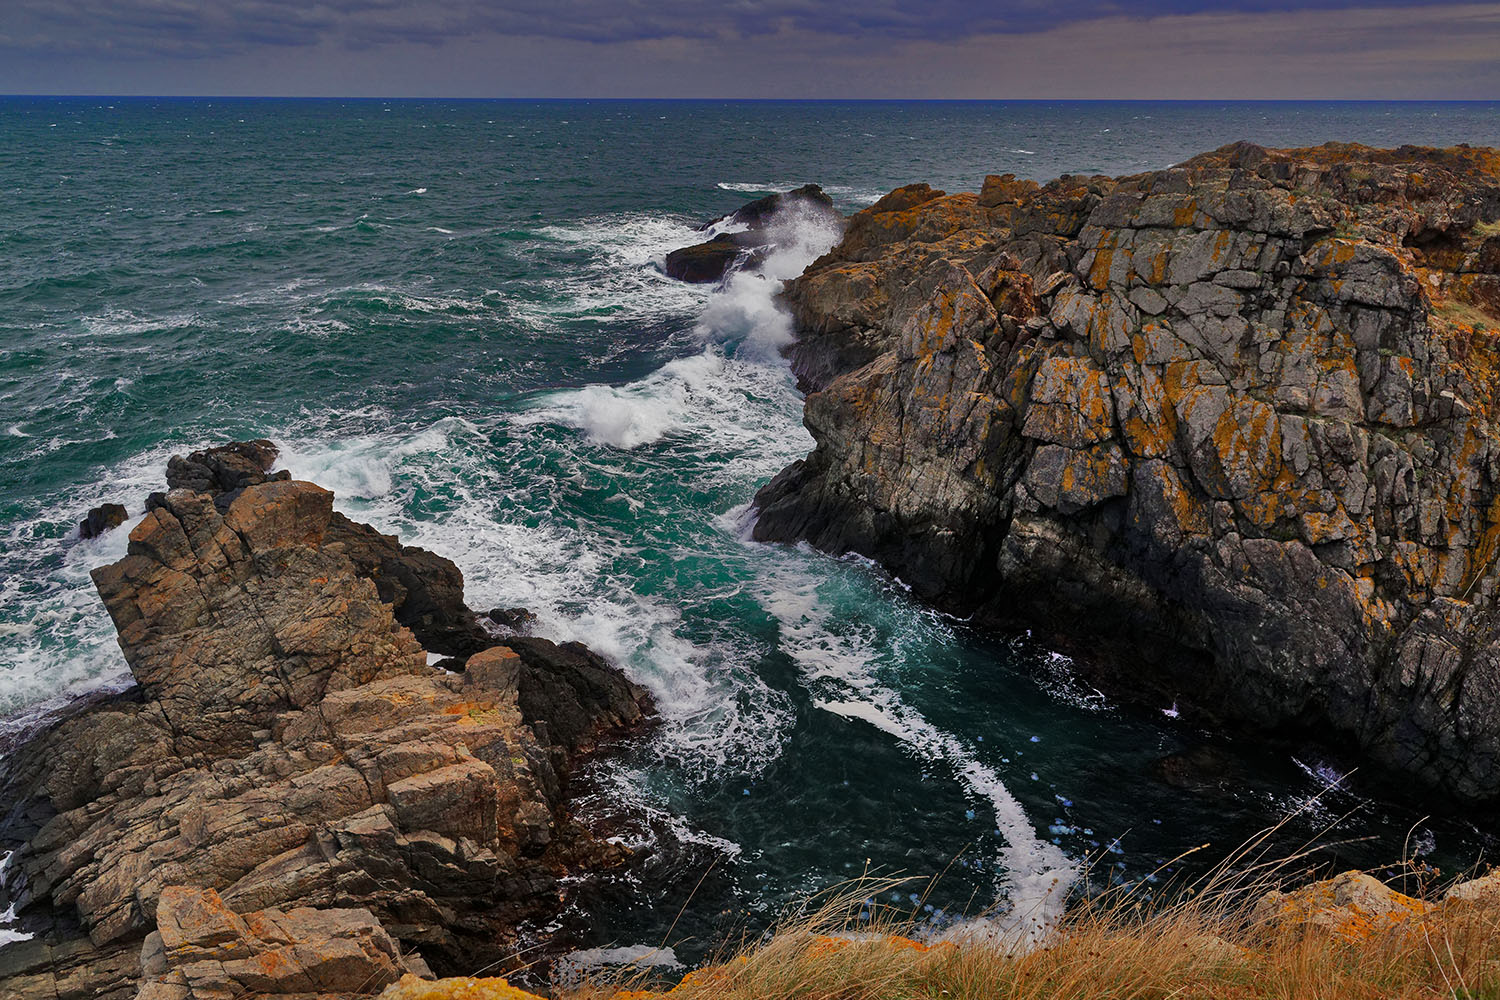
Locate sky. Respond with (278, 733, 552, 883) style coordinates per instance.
(2, 0, 1499, 99)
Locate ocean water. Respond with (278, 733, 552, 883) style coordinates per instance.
(4, 98, 1500, 965)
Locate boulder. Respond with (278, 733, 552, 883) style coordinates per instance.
(78, 502, 128, 539)
(664, 184, 843, 284)
(160, 439, 290, 511)
(134, 886, 427, 999)
(664, 236, 758, 284)
(1445, 868, 1500, 905)
(1251, 872, 1428, 941)
(709, 182, 835, 230)
(755, 142, 1500, 807)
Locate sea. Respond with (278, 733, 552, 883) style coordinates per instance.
(3, 98, 1500, 970)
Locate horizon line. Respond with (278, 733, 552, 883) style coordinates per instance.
(3, 94, 1500, 104)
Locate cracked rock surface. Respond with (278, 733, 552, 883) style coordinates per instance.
(754, 142, 1500, 807)
(0, 444, 653, 999)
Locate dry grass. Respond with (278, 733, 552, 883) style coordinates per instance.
(1434, 297, 1500, 333)
(1475, 219, 1500, 239)
(567, 832, 1500, 1000)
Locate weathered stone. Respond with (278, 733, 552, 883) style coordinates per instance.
(1251, 872, 1428, 940)
(756, 142, 1500, 807)
(133, 887, 424, 999)
(0, 450, 654, 997)
(79, 502, 128, 539)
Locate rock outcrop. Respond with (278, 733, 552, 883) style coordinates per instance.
(754, 143, 1500, 807)
(79, 502, 128, 539)
(0, 444, 653, 999)
(664, 184, 841, 283)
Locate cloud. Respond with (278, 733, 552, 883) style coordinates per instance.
(0, 1, 1496, 98)
(2, 0, 1497, 59)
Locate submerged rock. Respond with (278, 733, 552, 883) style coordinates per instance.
(663, 184, 842, 284)
(0, 445, 653, 998)
(754, 142, 1500, 808)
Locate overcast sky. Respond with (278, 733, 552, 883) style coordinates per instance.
(2, 1, 1499, 99)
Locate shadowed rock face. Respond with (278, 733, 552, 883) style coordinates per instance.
(664, 184, 842, 283)
(0, 446, 653, 999)
(754, 142, 1500, 808)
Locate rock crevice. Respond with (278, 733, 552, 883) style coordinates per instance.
(754, 142, 1500, 807)
(0, 443, 653, 999)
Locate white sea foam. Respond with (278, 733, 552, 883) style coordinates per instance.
(523, 213, 710, 327)
(756, 558, 1076, 945)
(716, 181, 886, 207)
(0, 442, 180, 735)
(555, 943, 681, 988)
(79, 308, 199, 339)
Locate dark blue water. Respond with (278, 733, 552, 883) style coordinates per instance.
(3, 99, 1499, 967)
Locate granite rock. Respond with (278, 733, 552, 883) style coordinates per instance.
(755, 142, 1500, 807)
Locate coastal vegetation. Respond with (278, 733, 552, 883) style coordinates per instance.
(394, 861, 1500, 1000)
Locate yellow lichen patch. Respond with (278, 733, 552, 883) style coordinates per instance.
(441, 701, 500, 723)
(1254, 872, 1430, 945)
(1173, 197, 1199, 228)
(1210, 397, 1282, 498)
(1088, 232, 1121, 291)
(377, 973, 548, 1000)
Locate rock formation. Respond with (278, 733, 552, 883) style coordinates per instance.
(754, 143, 1500, 807)
(664, 184, 841, 283)
(0, 443, 653, 999)
(79, 502, 128, 539)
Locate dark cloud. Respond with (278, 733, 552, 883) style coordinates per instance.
(2, 0, 1495, 58)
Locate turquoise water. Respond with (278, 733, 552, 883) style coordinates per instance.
(4, 99, 1500, 965)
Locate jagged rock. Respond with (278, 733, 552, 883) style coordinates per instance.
(0, 452, 654, 997)
(160, 439, 290, 511)
(754, 143, 1500, 807)
(134, 886, 427, 999)
(484, 607, 537, 636)
(664, 185, 842, 284)
(1251, 872, 1428, 940)
(323, 512, 493, 658)
(79, 502, 128, 539)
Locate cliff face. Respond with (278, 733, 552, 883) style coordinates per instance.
(754, 143, 1500, 807)
(0, 446, 651, 999)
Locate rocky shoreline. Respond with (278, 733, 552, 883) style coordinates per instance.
(0, 443, 653, 999)
(752, 142, 1500, 810)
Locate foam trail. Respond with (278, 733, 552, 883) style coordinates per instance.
(555, 944, 681, 988)
(758, 560, 1076, 946)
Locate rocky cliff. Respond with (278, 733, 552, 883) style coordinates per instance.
(753, 142, 1500, 808)
(0, 444, 652, 999)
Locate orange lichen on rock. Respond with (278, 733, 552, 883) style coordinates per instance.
(760, 140, 1500, 808)
(377, 974, 548, 1000)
